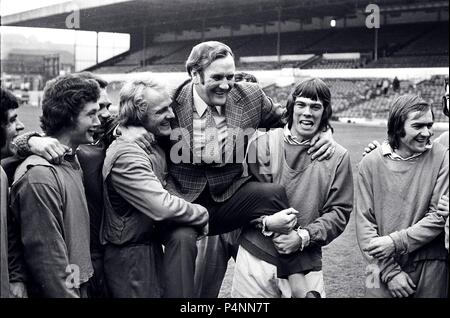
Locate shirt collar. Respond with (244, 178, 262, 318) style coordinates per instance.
(283, 124, 311, 146)
(381, 141, 432, 161)
(112, 124, 121, 139)
(192, 86, 223, 116)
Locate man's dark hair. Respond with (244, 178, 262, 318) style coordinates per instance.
(235, 72, 258, 83)
(186, 41, 234, 78)
(387, 94, 432, 150)
(0, 87, 19, 149)
(76, 71, 108, 89)
(40, 74, 100, 136)
(285, 77, 332, 133)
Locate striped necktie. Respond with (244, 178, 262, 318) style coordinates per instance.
(202, 107, 222, 163)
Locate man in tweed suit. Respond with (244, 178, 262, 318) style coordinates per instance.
(166, 41, 336, 297)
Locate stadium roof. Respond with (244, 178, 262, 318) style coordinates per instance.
(3, 0, 447, 34)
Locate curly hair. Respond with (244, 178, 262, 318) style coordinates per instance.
(40, 74, 100, 136)
(76, 71, 108, 89)
(1, 87, 19, 149)
(235, 72, 258, 83)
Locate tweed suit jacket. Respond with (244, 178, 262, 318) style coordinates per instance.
(166, 79, 285, 203)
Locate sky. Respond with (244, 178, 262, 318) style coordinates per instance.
(0, 0, 69, 16)
(0, 0, 130, 70)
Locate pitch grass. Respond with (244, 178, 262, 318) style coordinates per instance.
(16, 105, 446, 298)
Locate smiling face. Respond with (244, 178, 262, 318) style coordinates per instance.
(93, 88, 112, 139)
(193, 54, 235, 106)
(291, 96, 324, 141)
(1, 108, 24, 157)
(396, 109, 434, 157)
(141, 87, 175, 137)
(70, 101, 101, 146)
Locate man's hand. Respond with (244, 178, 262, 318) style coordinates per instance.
(193, 204, 209, 240)
(387, 271, 416, 298)
(309, 128, 336, 161)
(362, 140, 380, 157)
(437, 195, 449, 218)
(265, 208, 298, 234)
(29, 136, 71, 164)
(120, 127, 156, 153)
(197, 223, 209, 241)
(364, 236, 396, 260)
(9, 282, 28, 298)
(134, 132, 156, 153)
(275, 102, 288, 126)
(272, 231, 301, 254)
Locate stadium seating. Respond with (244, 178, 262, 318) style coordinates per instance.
(334, 76, 448, 122)
(367, 55, 449, 68)
(395, 23, 449, 56)
(88, 21, 448, 73)
(303, 58, 364, 69)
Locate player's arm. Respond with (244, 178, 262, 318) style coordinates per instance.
(13, 131, 70, 164)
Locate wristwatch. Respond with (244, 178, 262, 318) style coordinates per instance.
(261, 216, 274, 237)
(296, 227, 310, 251)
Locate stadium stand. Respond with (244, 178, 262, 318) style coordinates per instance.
(333, 76, 448, 122)
(417, 75, 449, 122)
(303, 58, 364, 69)
(395, 23, 449, 56)
(367, 55, 449, 68)
(366, 22, 449, 68)
(86, 20, 448, 73)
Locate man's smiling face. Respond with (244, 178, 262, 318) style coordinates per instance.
(2, 108, 24, 157)
(397, 109, 434, 157)
(193, 54, 235, 107)
(291, 96, 324, 141)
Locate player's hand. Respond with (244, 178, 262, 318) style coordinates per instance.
(29, 136, 71, 164)
(265, 208, 299, 234)
(134, 132, 156, 153)
(309, 128, 336, 161)
(362, 140, 381, 157)
(9, 282, 28, 298)
(437, 195, 449, 218)
(120, 127, 156, 153)
(387, 272, 416, 298)
(197, 223, 209, 241)
(272, 231, 302, 254)
(365, 236, 396, 259)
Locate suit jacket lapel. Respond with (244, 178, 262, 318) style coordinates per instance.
(224, 92, 243, 162)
